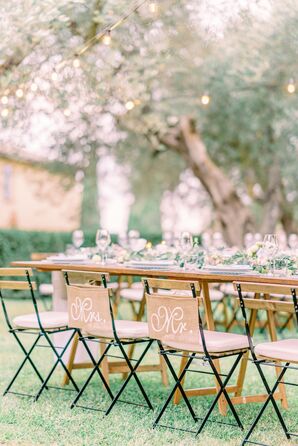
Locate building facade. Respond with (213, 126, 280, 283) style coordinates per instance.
(0, 155, 82, 231)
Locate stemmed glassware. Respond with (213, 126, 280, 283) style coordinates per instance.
(96, 229, 111, 265)
(180, 231, 193, 269)
(288, 233, 298, 252)
(72, 230, 84, 252)
(263, 234, 279, 275)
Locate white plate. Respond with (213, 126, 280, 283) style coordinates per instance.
(46, 255, 87, 263)
(125, 260, 176, 267)
(205, 264, 252, 271)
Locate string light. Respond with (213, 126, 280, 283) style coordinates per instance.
(73, 58, 80, 68)
(30, 83, 38, 92)
(149, 1, 158, 13)
(63, 108, 71, 117)
(102, 31, 112, 46)
(51, 72, 58, 81)
(287, 79, 295, 94)
(1, 96, 8, 105)
(1, 108, 9, 118)
(201, 94, 210, 106)
(125, 100, 135, 110)
(15, 88, 24, 98)
(77, 0, 148, 56)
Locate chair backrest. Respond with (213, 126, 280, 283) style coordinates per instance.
(0, 268, 38, 330)
(63, 270, 110, 288)
(66, 284, 115, 336)
(143, 278, 202, 347)
(0, 268, 36, 291)
(233, 282, 298, 314)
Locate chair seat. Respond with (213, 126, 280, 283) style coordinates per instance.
(39, 283, 54, 296)
(86, 320, 149, 339)
(108, 282, 129, 290)
(120, 288, 144, 302)
(255, 339, 298, 362)
(13, 311, 68, 329)
(210, 289, 224, 301)
(220, 283, 238, 296)
(131, 282, 143, 289)
(163, 330, 249, 353)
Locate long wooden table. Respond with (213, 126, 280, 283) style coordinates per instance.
(12, 260, 298, 415)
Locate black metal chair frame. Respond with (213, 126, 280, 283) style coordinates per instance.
(64, 271, 153, 416)
(1, 269, 79, 401)
(144, 279, 245, 436)
(237, 283, 298, 446)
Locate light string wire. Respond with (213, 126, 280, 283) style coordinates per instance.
(77, 0, 152, 56)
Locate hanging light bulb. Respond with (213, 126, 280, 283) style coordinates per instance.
(73, 58, 80, 68)
(15, 88, 24, 98)
(1, 96, 8, 105)
(201, 93, 210, 106)
(31, 83, 38, 92)
(63, 108, 71, 117)
(102, 31, 111, 46)
(149, 1, 158, 13)
(287, 78, 295, 94)
(1, 108, 9, 118)
(125, 100, 135, 111)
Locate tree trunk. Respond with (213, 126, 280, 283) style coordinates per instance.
(260, 161, 282, 234)
(159, 116, 253, 246)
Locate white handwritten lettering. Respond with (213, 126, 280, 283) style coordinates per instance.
(70, 296, 106, 324)
(151, 306, 187, 334)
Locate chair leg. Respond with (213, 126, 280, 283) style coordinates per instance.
(173, 352, 188, 404)
(105, 340, 154, 416)
(71, 342, 113, 409)
(196, 353, 244, 436)
(35, 330, 79, 401)
(122, 295, 146, 380)
(159, 353, 169, 387)
(4, 333, 46, 396)
(242, 362, 290, 445)
(100, 341, 110, 387)
(62, 331, 79, 386)
(154, 351, 196, 428)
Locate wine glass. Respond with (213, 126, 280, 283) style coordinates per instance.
(96, 229, 111, 265)
(263, 234, 279, 274)
(244, 232, 254, 249)
(288, 233, 298, 252)
(180, 232, 193, 269)
(72, 230, 84, 251)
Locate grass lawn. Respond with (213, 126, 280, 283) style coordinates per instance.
(0, 298, 297, 446)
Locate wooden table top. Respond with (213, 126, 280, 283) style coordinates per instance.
(11, 260, 298, 285)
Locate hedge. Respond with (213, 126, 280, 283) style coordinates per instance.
(0, 229, 163, 267)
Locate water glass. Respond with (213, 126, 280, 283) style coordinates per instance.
(263, 234, 279, 275)
(72, 230, 84, 250)
(96, 229, 111, 264)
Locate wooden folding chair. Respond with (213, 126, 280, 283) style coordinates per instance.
(0, 267, 78, 401)
(144, 278, 249, 436)
(62, 270, 110, 386)
(235, 281, 298, 446)
(65, 279, 153, 415)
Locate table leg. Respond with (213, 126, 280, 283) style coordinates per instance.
(265, 294, 288, 409)
(234, 300, 258, 398)
(231, 293, 288, 408)
(202, 282, 227, 415)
